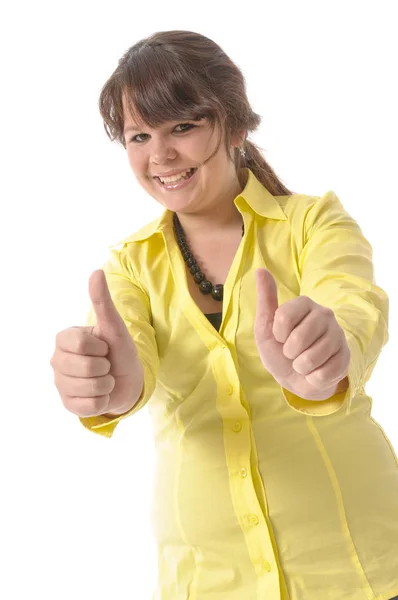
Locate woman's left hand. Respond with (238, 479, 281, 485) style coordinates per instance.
(254, 269, 350, 401)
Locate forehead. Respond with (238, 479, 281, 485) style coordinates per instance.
(122, 116, 179, 135)
(122, 94, 145, 129)
(122, 96, 176, 134)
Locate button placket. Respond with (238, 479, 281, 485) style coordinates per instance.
(217, 352, 277, 589)
(211, 342, 278, 595)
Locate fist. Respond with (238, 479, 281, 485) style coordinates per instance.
(254, 269, 350, 401)
(50, 270, 144, 417)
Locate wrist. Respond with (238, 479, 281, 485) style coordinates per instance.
(103, 362, 145, 417)
(304, 375, 349, 401)
(103, 397, 137, 417)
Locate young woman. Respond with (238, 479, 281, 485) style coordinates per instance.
(50, 30, 398, 600)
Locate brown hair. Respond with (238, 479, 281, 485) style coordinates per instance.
(99, 30, 294, 196)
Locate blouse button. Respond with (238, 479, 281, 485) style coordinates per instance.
(233, 422, 242, 432)
(240, 468, 248, 478)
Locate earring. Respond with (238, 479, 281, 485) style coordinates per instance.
(239, 146, 246, 157)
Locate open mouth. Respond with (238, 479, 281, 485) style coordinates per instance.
(156, 168, 197, 185)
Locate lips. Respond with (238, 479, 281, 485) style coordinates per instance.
(153, 167, 198, 191)
(155, 168, 196, 184)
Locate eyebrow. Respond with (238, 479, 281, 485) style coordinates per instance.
(123, 116, 204, 136)
(123, 124, 140, 134)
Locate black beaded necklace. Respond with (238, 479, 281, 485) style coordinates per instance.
(173, 212, 245, 302)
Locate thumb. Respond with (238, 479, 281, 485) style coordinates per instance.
(89, 270, 139, 381)
(89, 270, 127, 340)
(254, 268, 294, 383)
(254, 269, 304, 387)
(254, 268, 279, 341)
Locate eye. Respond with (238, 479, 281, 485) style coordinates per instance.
(129, 133, 149, 143)
(174, 123, 196, 133)
(128, 122, 196, 144)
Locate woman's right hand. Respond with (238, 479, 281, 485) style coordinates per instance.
(50, 270, 144, 418)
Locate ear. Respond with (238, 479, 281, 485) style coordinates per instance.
(230, 128, 247, 149)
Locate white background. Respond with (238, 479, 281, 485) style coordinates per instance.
(1, 1, 397, 598)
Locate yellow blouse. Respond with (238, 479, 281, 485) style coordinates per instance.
(80, 169, 398, 600)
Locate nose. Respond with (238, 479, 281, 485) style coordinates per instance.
(150, 137, 177, 165)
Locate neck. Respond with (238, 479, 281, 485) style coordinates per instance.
(174, 172, 245, 238)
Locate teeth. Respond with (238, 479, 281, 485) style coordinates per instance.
(159, 169, 193, 184)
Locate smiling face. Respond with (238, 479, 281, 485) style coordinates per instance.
(122, 95, 244, 225)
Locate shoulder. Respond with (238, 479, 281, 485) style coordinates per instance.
(107, 216, 162, 251)
(279, 189, 351, 229)
(277, 189, 341, 215)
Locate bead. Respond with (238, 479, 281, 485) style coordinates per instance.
(199, 280, 212, 294)
(211, 284, 223, 301)
(194, 271, 205, 283)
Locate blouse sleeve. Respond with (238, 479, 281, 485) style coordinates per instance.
(281, 190, 389, 417)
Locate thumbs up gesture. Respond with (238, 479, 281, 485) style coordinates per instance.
(50, 270, 144, 418)
(254, 269, 350, 401)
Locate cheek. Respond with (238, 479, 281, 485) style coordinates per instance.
(127, 149, 145, 173)
(180, 136, 209, 161)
